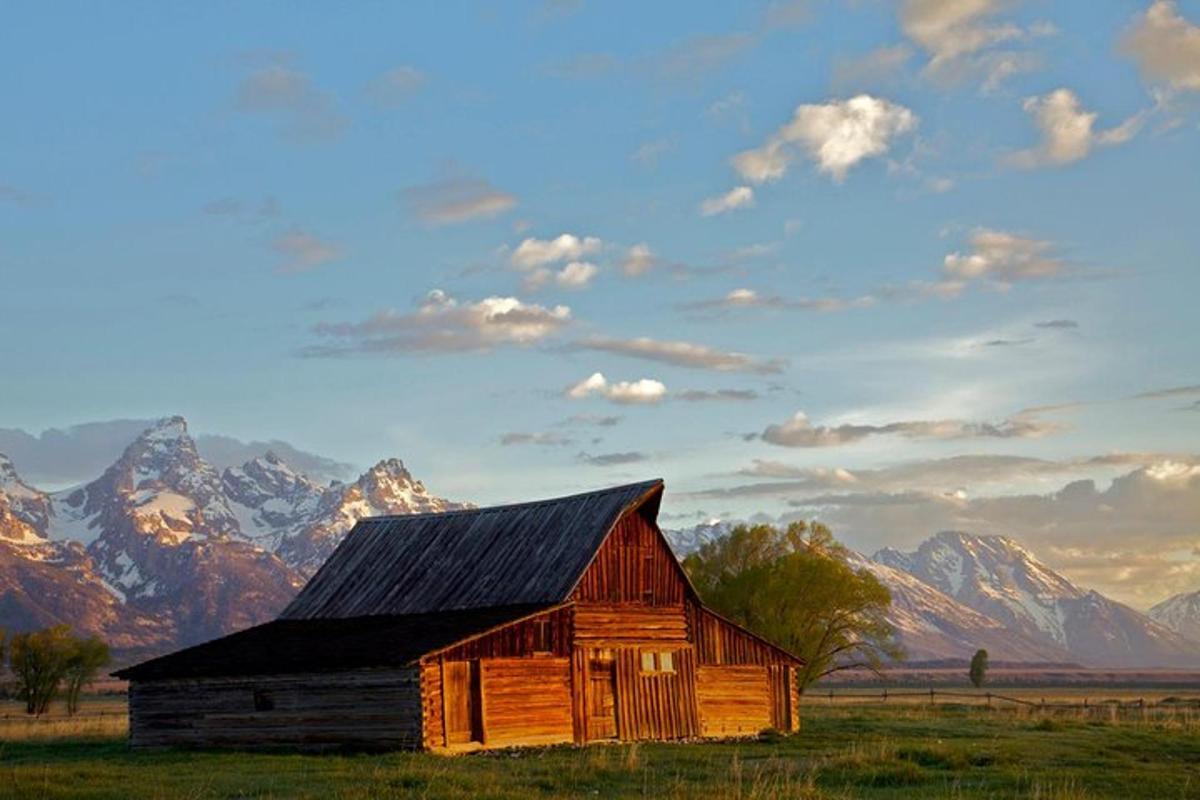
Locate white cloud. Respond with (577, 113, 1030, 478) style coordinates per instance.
(1009, 89, 1142, 168)
(621, 243, 657, 276)
(899, 0, 1051, 89)
(306, 290, 570, 354)
(511, 233, 602, 269)
(733, 95, 917, 184)
(700, 186, 755, 216)
(1123, 1, 1200, 92)
(942, 228, 1066, 283)
(566, 372, 668, 405)
(401, 176, 517, 225)
(523, 261, 599, 291)
(272, 229, 343, 273)
(761, 408, 1062, 448)
(577, 336, 786, 374)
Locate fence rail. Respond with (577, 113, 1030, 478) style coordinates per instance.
(809, 688, 1200, 711)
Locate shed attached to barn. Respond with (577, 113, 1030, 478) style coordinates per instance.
(115, 479, 804, 751)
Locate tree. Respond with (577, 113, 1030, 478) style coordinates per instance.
(9, 625, 74, 715)
(64, 636, 111, 715)
(683, 521, 903, 691)
(969, 649, 989, 689)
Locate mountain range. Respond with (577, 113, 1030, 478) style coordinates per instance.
(1, 416, 1198, 668)
(663, 526, 1200, 669)
(0, 416, 467, 657)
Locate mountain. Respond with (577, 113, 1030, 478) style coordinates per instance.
(845, 553, 1071, 663)
(875, 532, 1200, 668)
(1149, 591, 1200, 643)
(0, 415, 465, 656)
(663, 523, 1068, 663)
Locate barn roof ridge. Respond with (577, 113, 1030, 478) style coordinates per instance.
(280, 478, 665, 619)
(367, 478, 664, 522)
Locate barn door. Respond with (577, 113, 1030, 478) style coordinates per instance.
(586, 653, 618, 740)
(444, 660, 483, 745)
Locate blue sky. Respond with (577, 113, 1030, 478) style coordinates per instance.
(2, 1, 1198, 604)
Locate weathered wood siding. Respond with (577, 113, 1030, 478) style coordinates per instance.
(695, 665, 771, 737)
(688, 605, 792, 666)
(574, 604, 688, 644)
(128, 668, 421, 750)
(481, 657, 573, 747)
(435, 607, 571, 660)
(572, 509, 687, 605)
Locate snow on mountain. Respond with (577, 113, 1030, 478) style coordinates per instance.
(277, 458, 472, 577)
(845, 553, 1071, 663)
(0, 453, 52, 534)
(875, 532, 1200, 668)
(1149, 590, 1200, 643)
(0, 416, 467, 654)
(664, 521, 1068, 663)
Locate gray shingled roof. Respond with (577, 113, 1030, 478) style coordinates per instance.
(281, 479, 664, 619)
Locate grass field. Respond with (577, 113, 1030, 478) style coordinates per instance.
(1, 695, 1198, 799)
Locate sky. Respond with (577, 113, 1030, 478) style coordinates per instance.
(1, 1, 1198, 607)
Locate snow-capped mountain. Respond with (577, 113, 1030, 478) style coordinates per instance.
(276, 457, 470, 576)
(664, 522, 1069, 663)
(875, 532, 1199, 668)
(1150, 591, 1200, 643)
(845, 553, 1071, 663)
(0, 415, 465, 655)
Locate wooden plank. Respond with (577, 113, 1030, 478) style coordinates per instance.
(696, 665, 772, 738)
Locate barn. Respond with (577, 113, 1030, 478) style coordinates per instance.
(115, 479, 804, 751)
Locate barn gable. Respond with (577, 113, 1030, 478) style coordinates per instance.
(282, 480, 662, 619)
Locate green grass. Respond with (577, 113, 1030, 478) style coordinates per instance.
(1, 704, 1198, 799)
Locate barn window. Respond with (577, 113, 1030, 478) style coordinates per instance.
(532, 619, 552, 653)
(640, 650, 677, 674)
(253, 689, 274, 711)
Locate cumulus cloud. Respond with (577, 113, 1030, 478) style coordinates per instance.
(511, 233, 602, 269)
(899, 0, 1051, 90)
(681, 287, 875, 314)
(401, 176, 517, 225)
(272, 229, 343, 273)
(761, 408, 1062, 448)
(942, 228, 1067, 283)
(305, 290, 571, 355)
(790, 463, 1200, 606)
(1009, 89, 1142, 168)
(732, 95, 917, 184)
(566, 372, 667, 405)
(367, 66, 425, 105)
(577, 336, 786, 374)
(621, 243, 658, 276)
(233, 62, 346, 142)
(700, 186, 755, 216)
(1123, 1, 1200, 92)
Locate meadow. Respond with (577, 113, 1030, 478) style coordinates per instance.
(1, 693, 1198, 799)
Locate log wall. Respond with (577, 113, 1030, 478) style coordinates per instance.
(480, 657, 573, 748)
(695, 665, 771, 737)
(128, 668, 422, 750)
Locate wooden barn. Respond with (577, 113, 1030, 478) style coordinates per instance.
(115, 480, 804, 751)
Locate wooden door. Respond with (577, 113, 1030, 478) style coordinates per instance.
(586, 655, 618, 740)
(444, 660, 483, 745)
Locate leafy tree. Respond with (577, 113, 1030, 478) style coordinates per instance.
(683, 521, 903, 691)
(9, 625, 74, 715)
(64, 636, 111, 716)
(969, 648, 989, 688)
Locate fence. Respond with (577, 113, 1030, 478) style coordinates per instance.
(808, 688, 1200, 713)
